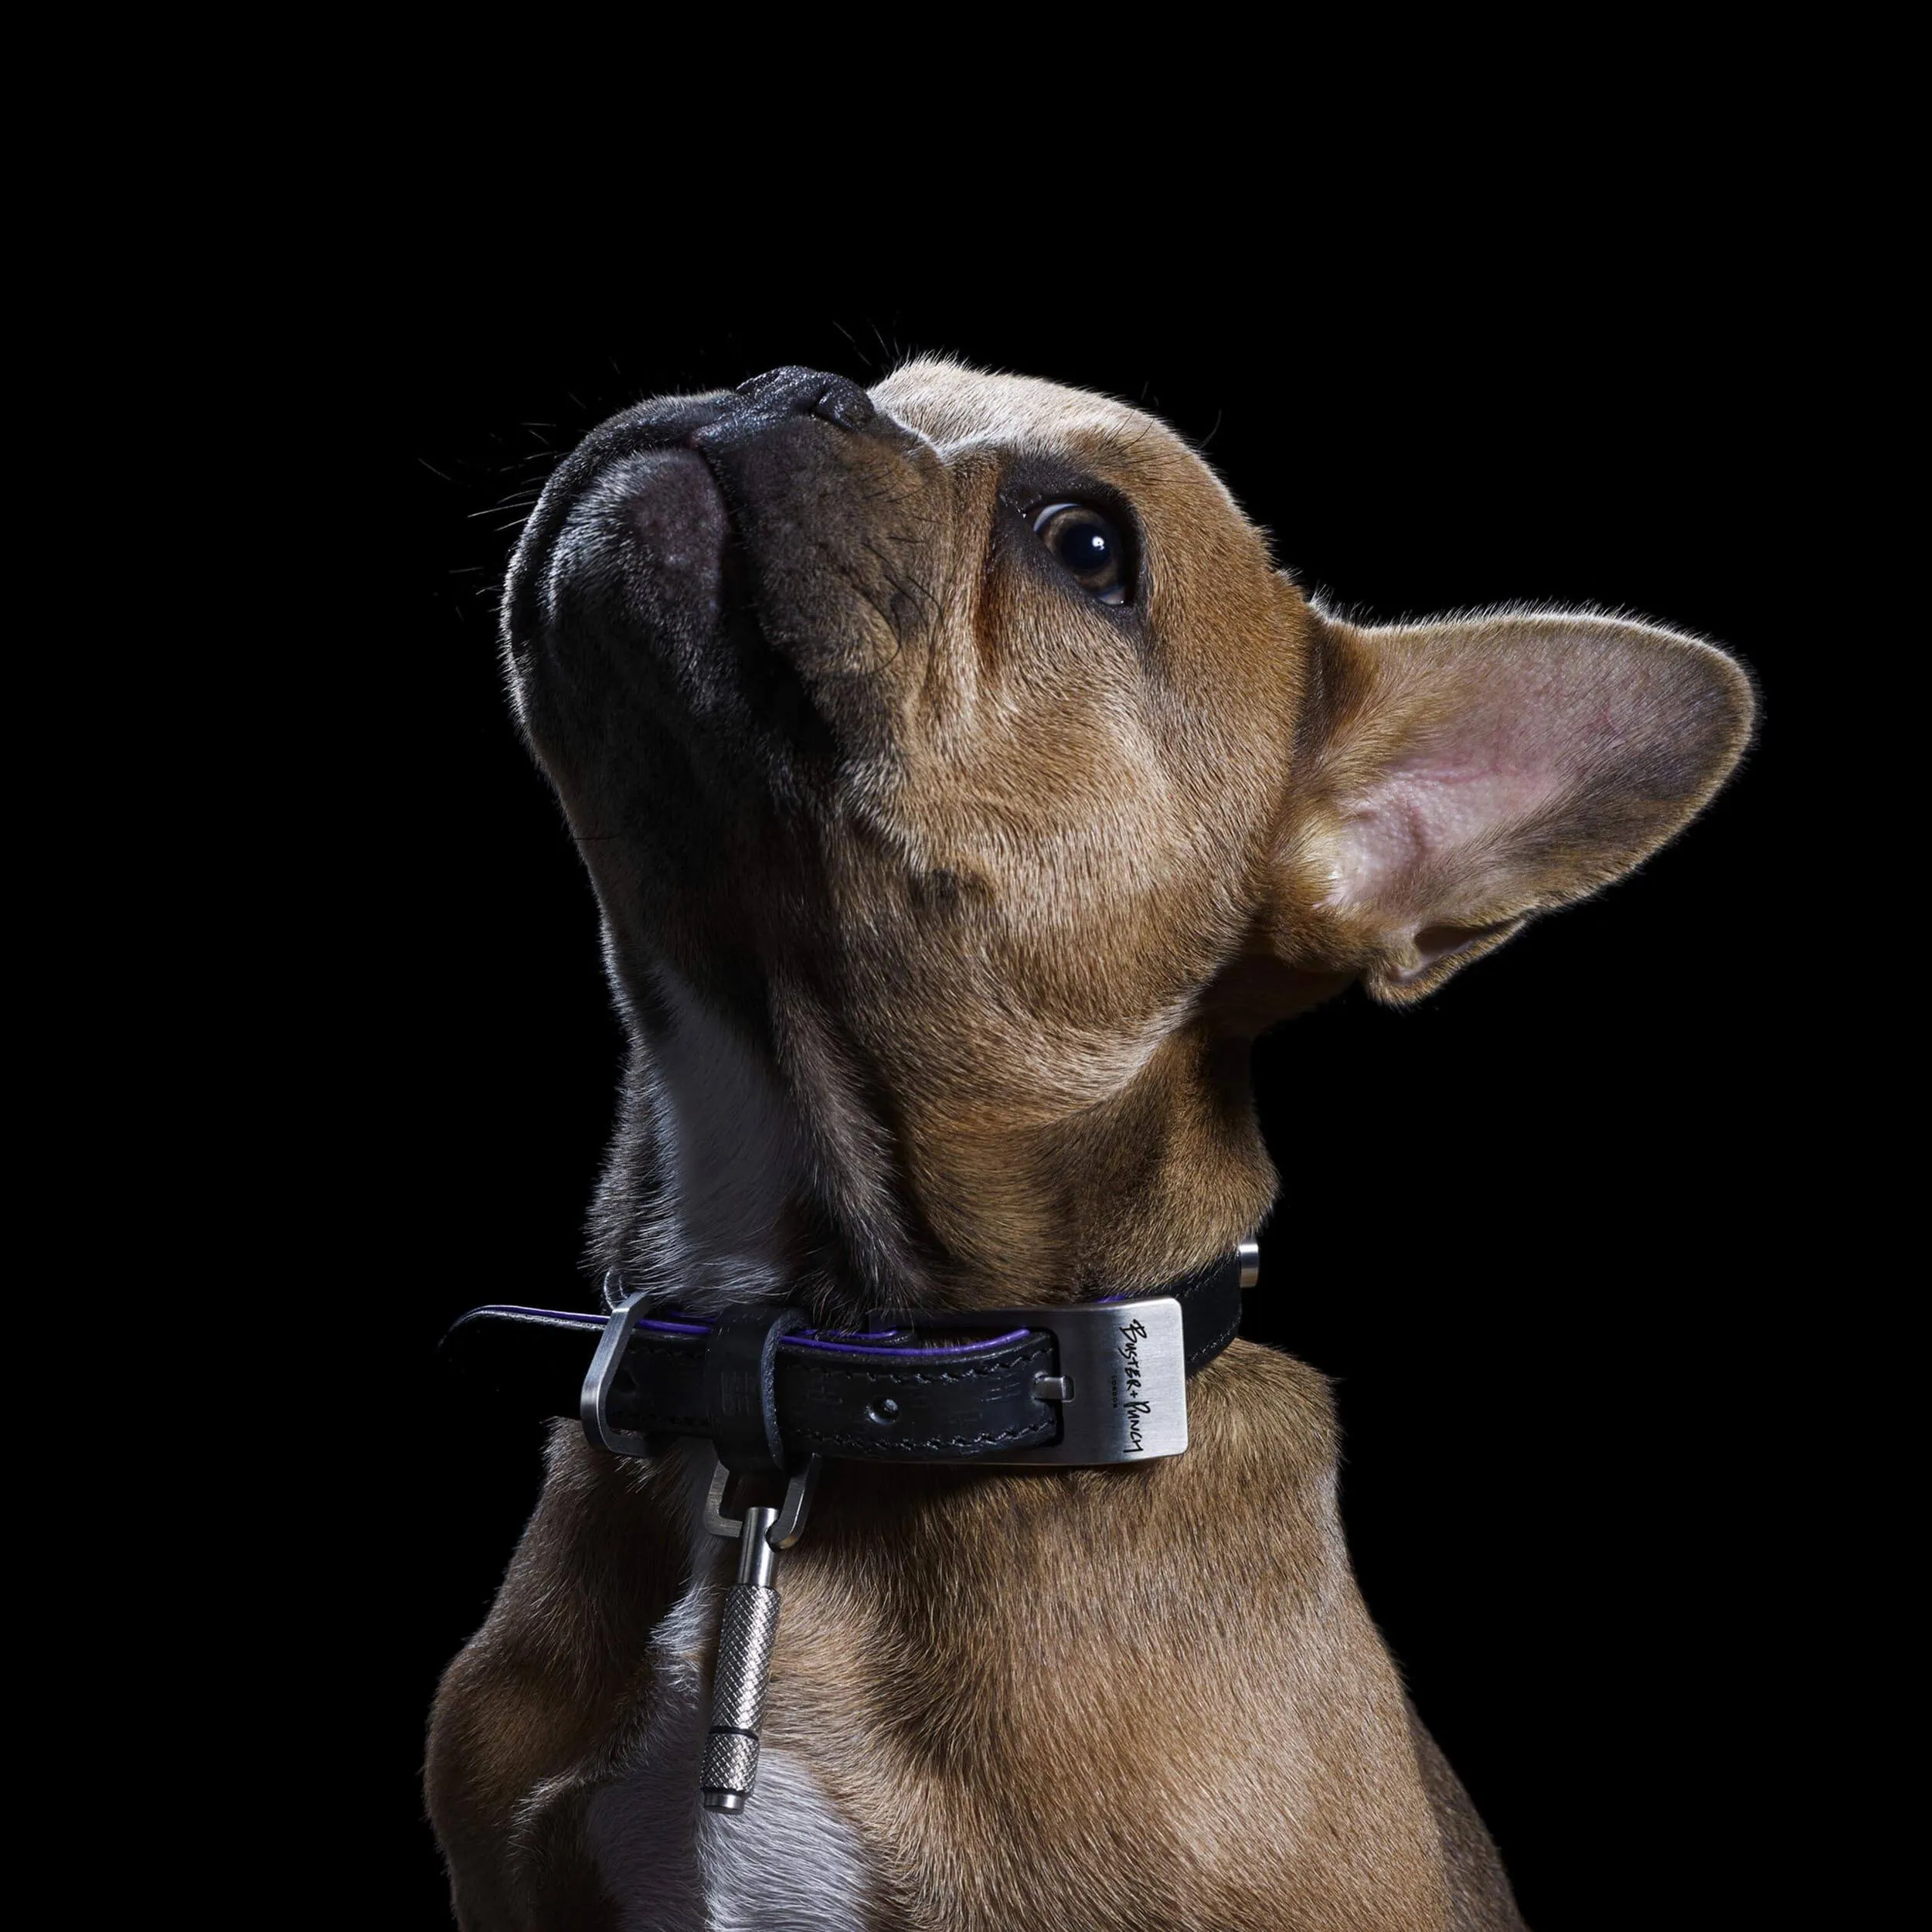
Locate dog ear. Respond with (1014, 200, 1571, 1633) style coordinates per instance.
(1275, 607, 1754, 1004)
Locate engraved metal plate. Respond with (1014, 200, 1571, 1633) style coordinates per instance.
(898, 1297, 1189, 1466)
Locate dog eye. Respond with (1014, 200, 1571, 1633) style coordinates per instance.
(1031, 502, 1131, 606)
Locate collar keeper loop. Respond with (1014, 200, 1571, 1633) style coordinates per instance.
(703, 1305, 809, 1475)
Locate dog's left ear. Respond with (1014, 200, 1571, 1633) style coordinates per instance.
(1274, 607, 1755, 1003)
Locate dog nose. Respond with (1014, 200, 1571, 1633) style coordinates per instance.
(733, 366, 875, 431)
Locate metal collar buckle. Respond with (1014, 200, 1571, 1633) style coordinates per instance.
(580, 1288, 656, 1458)
(880, 1296, 1191, 1465)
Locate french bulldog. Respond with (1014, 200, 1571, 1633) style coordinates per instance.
(427, 362, 1752, 1930)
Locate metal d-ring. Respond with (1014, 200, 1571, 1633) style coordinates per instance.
(702, 1448, 821, 1549)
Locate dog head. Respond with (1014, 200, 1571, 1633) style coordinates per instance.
(503, 362, 1752, 1311)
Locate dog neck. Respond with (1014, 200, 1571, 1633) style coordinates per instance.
(588, 958, 1276, 1325)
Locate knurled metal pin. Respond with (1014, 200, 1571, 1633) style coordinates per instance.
(701, 1503, 782, 1813)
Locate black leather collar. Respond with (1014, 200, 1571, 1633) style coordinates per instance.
(440, 1243, 1256, 1472)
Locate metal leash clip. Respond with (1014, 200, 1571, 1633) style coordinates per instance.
(697, 1449, 820, 1814)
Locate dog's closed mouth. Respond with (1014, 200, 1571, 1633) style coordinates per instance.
(503, 392, 736, 656)
(606, 443, 733, 621)
(512, 380, 898, 782)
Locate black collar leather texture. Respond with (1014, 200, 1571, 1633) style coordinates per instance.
(439, 1246, 1253, 1472)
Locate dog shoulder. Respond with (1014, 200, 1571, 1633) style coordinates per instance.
(1406, 1702, 1531, 1932)
(750, 1342, 1461, 1930)
(427, 1428, 692, 1929)
(1197, 1346, 1529, 1930)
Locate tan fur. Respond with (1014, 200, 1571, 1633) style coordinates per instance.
(430, 359, 1753, 1928)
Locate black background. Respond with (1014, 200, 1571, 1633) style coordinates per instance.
(334, 229, 1834, 1928)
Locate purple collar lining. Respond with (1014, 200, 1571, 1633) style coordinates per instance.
(477, 1303, 1032, 1361)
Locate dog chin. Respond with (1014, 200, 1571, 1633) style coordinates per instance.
(503, 389, 736, 672)
(513, 428, 842, 820)
(557, 446, 730, 648)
